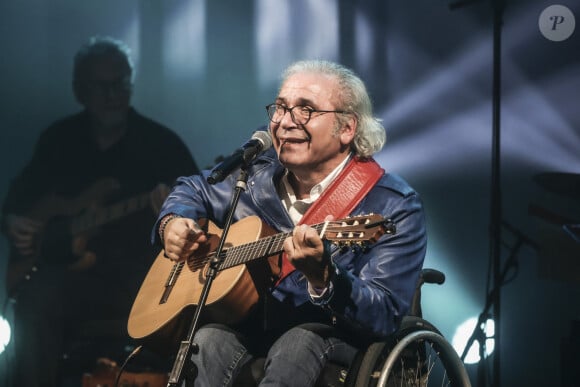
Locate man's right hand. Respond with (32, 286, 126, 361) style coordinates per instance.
(162, 217, 207, 262)
(5, 214, 43, 257)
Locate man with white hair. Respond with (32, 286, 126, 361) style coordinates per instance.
(155, 60, 427, 386)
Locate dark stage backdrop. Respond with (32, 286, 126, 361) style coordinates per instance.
(0, 1, 578, 386)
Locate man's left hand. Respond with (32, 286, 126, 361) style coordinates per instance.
(283, 224, 332, 288)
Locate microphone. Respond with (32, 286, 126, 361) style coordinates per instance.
(207, 130, 273, 184)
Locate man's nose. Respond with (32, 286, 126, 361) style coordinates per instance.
(279, 108, 297, 127)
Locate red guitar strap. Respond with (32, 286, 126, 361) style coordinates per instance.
(275, 156, 384, 285)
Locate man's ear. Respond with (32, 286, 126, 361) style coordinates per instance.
(339, 114, 357, 145)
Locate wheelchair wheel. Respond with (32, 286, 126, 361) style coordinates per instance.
(353, 316, 471, 387)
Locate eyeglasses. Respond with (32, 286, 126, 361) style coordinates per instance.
(265, 103, 350, 125)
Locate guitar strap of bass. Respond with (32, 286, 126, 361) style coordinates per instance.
(275, 156, 384, 285)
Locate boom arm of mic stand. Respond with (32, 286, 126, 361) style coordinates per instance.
(166, 169, 249, 386)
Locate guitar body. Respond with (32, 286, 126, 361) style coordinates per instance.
(127, 216, 277, 342)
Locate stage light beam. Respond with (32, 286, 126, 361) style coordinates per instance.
(452, 316, 495, 365)
(0, 316, 10, 355)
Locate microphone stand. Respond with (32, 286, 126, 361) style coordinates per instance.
(449, 1, 505, 386)
(166, 168, 250, 386)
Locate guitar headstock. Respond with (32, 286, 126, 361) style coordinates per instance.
(322, 213, 395, 247)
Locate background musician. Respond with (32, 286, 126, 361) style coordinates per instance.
(1, 36, 199, 386)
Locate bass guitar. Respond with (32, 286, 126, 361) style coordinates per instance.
(127, 214, 392, 342)
(5, 178, 151, 294)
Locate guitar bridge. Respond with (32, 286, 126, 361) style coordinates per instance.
(160, 261, 185, 304)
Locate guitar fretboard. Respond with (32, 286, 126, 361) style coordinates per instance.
(210, 223, 327, 271)
(70, 193, 150, 234)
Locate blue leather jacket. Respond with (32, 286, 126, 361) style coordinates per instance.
(154, 148, 426, 339)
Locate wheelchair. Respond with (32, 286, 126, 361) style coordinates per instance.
(236, 268, 472, 387)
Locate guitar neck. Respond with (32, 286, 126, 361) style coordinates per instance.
(70, 192, 151, 234)
(219, 223, 326, 271)
(189, 214, 389, 274)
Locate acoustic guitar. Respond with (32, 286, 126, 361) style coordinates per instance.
(5, 178, 152, 294)
(127, 214, 392, 342)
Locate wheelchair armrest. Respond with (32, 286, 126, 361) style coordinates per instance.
(421, 268, 445, 285)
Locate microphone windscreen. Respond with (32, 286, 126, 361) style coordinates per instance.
(252, 130, 273, 151)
